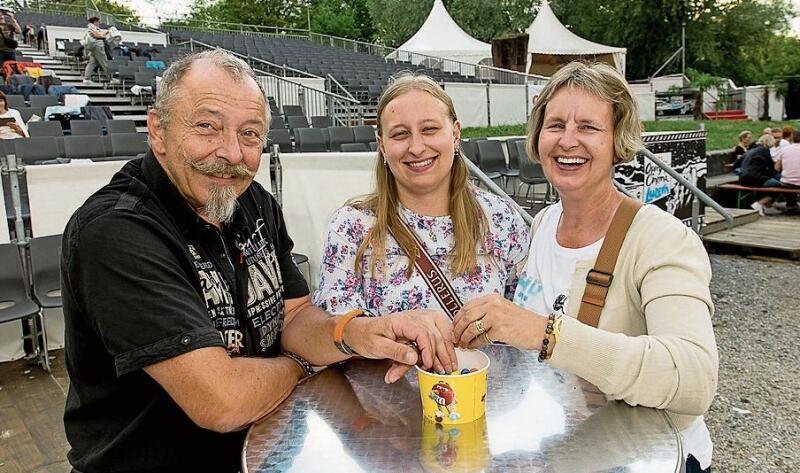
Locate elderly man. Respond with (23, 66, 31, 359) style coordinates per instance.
(61, 50, 454, 473)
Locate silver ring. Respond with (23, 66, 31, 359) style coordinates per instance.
(474, 319, 487, 334)
(482, 331, 494, 345)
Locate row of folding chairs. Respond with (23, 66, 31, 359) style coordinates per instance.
(28, 119, 137, 137)
(268, 126, 377, 153)
(0, 235, 61, 372)
(7, 133, 148, 164)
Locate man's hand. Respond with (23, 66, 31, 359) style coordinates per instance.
(344, 310, 457, 384)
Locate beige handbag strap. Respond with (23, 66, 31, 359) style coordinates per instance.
(577, 198, 642, 328)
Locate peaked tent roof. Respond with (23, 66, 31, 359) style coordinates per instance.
(526, 1, 626, 74)
(395, 0, 492, 65)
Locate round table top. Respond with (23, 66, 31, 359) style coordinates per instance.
(244, 346, 682, 473)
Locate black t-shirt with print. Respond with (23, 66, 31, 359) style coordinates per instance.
(61, 151, 309, 473)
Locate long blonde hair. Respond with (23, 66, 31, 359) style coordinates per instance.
(351, 73, 487, 278)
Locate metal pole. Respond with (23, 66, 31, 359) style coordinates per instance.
(272, 145, 283, 207)
(485, 83, 491, 127)
(681, 23, 686, 76)
(4, 154, 28, 245)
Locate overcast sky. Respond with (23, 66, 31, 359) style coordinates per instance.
(120, 0, 800, 35)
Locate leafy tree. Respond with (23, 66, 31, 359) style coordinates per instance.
(309, 0, 374, 42)
(686, 68, 725, 119)
(365, 0, 431, 46)
(25, 0, 140, 23)
(184, 0, 306, 30)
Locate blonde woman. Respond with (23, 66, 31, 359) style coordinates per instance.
(313, 73, 530, 374)
(452, 62, 718, 473)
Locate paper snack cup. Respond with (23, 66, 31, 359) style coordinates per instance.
(415, 349, 489, 425)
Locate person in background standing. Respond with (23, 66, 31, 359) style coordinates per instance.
(36, 23, 45, 50)
(0, 9, 20, 67)
(82, 16, 108, 84)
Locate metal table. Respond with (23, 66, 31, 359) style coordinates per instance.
(243, 346, 683, 472)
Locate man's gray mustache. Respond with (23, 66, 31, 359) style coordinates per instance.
(188, 160, 255, 179)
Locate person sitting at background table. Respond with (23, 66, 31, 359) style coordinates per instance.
(775, 129, 800, 211)
(739, 134, 781, 215)
(0, 90, 27, 139)
(313, 73, 530, 376)
(730, 129, 751, 172)
(451, 62, 718, 473)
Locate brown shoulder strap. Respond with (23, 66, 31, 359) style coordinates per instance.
(392, 220, 463, 321)
(577, 198, 643, 328)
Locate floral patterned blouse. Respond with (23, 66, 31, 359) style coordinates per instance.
(313, 189, 531, 316)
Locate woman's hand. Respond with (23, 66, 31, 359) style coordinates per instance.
(452, 293, 547, 351)
(8, 122, 24, 136)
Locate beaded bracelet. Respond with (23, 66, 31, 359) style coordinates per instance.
(538, 314, 557, 363)
(282, 351, 316, 378)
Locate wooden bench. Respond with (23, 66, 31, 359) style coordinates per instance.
(719, 183, 800, 207)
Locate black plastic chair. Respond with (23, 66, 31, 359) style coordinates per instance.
(64, 135, 108, 159)
(352, 125, 376, 145)
(5, 94, 25, 108)
(0, 243, 48, 371)
(269, 116, 286, 130)
(30, 95, 59, 109)
(282, 105, 304, 117)
(459, 139, 479, 165)
(516, 140, 554, 207)
(286, 116, 310, 130)
(475, 139, 506, 180)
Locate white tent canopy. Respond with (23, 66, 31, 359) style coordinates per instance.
(393, 0, 492, 65)
(526, 0, 626, 76)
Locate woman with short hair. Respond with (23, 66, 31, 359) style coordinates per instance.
(452, 62, 718, 473)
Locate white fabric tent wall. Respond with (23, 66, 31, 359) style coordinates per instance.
(489, 84, 528, 126)
(630, 84, 656, 121)
(392, 0, 491, 65)
(279, 153, 376, 290)
(444, 83, 489, 128)
(0, 176, 24, 362)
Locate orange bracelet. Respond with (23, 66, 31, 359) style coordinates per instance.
(333, 309, 367, 355)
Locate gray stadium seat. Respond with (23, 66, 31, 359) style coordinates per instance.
(369, 142, 378, 151)
(516, 140, 553, 204)
(459, 139, 479, 165)
(282, 105, 304, 117)
(30, 95, 59, 109)
(14, 137, 61, 164)
(28, 121, 64, 137)
(269, 116, 286, 130)
(5, 95, 25, 109)
(106, 120, 137, 134)
(327, 126, 354, 152)
(70, 120, 103, 136)
(352, 125, 376, 145)
(294, 128, 327, 152)
(267, 128, 293, 153)
(111, 133, 149, 157)
(18, 107, 43, 123)
(286, 116, 310, 130)
(64, 135, 107, 159)
(340, 142, 368, 152)
(310, 116, 332, 128)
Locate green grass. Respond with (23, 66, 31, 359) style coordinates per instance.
(462, 119, 800, 152)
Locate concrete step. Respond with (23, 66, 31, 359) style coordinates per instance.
(136, 126, 148, 133)
(109, 105, 148, 113)
(61, 82, 106, 89)
(80, 89, 119, 96)
(87, 96, 133, 105)
(117, 114, 148, 123)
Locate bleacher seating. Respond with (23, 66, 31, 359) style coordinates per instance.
(166, 30, 481, 100)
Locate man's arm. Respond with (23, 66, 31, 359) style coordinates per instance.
(144, 347, 305, 433)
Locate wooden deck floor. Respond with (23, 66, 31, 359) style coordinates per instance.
(0, 352, 70, 473)
(704, 214, 800, 259)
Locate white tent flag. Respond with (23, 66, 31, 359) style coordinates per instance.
(526, 0, 626, 76)
(392, 0, 492, 66)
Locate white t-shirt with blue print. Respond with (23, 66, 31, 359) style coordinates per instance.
(513, 202, 602, 318)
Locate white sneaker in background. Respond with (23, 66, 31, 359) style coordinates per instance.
(750, 201, 765, 216)
(82, 79, 93, 84)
